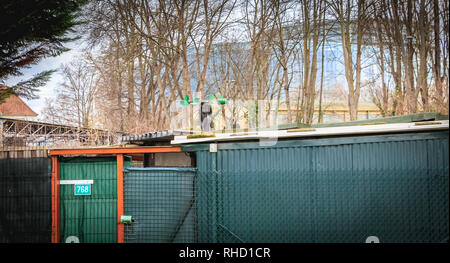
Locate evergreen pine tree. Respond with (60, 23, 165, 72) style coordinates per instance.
(0, 0, 88, 103)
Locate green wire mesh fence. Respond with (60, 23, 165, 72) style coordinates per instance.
(194, 131, 449, 243)
(124, 168, 197, 243)
(0, 157, 51, 242)
(0, 131, 448, 243)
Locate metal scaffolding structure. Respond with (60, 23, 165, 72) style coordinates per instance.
(0, 117, 120, 148)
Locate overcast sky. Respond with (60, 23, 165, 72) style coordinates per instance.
(7, 39, 84, 117)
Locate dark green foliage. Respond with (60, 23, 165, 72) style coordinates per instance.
(0, 87, 14, 103)
(0, 0, 88, 102)
(0, 70, 55, 103)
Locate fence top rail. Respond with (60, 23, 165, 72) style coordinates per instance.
(124, 167, 197, 173)
(49, 146, 183, 156)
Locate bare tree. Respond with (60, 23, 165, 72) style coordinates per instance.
(42, 59, 98, 128)
(299, 0, 326, 124)
(432, 0, 448, 114)
(67, 0, 449, 134)
(268, 0, 300, 123)
(328, 0, 372, 121)
(191, 0, 236, 98)
(368, 0, 447, 116)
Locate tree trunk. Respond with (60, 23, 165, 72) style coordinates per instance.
(433, 0, 443, 112)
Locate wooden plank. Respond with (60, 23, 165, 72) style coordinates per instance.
(51, 156, 60, 243)
(116, 154, 124, 243)
(49, 146, 182, 156)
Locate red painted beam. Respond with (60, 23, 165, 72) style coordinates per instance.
(51, 156, 60, 243)
(49, 147, 182, 156)
(116, 154, 124, 243)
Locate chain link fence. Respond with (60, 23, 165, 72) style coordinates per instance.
(194, 132, 449, 243)
(124, 168, 197, 243)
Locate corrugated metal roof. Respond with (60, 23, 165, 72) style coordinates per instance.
(122, 113, 449, 144)
(121, 129, 196, 143)
(171, 120, 449, 145)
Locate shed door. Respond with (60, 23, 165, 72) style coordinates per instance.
(59, 157, 119, 243)
(123, 168, 197, 242)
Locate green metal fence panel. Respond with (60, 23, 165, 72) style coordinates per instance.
(196, 151, 217, 243)
(0, 158, 51, 243)
(123, 167, 197, 243)
(59, 156, 130, 243)
(192, 131, 449, 243)
(427, 138, 449, 242)
(215, 147, 315, 243)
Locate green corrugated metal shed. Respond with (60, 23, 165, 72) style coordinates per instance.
(181, 129, 449, 243)
(59, 156, 131, 243)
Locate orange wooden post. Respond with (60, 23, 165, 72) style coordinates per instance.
(51, 156, 60, 243)
(116, 154, 124, 243)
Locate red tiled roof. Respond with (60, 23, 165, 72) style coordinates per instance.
(0, 86, 38, 117)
